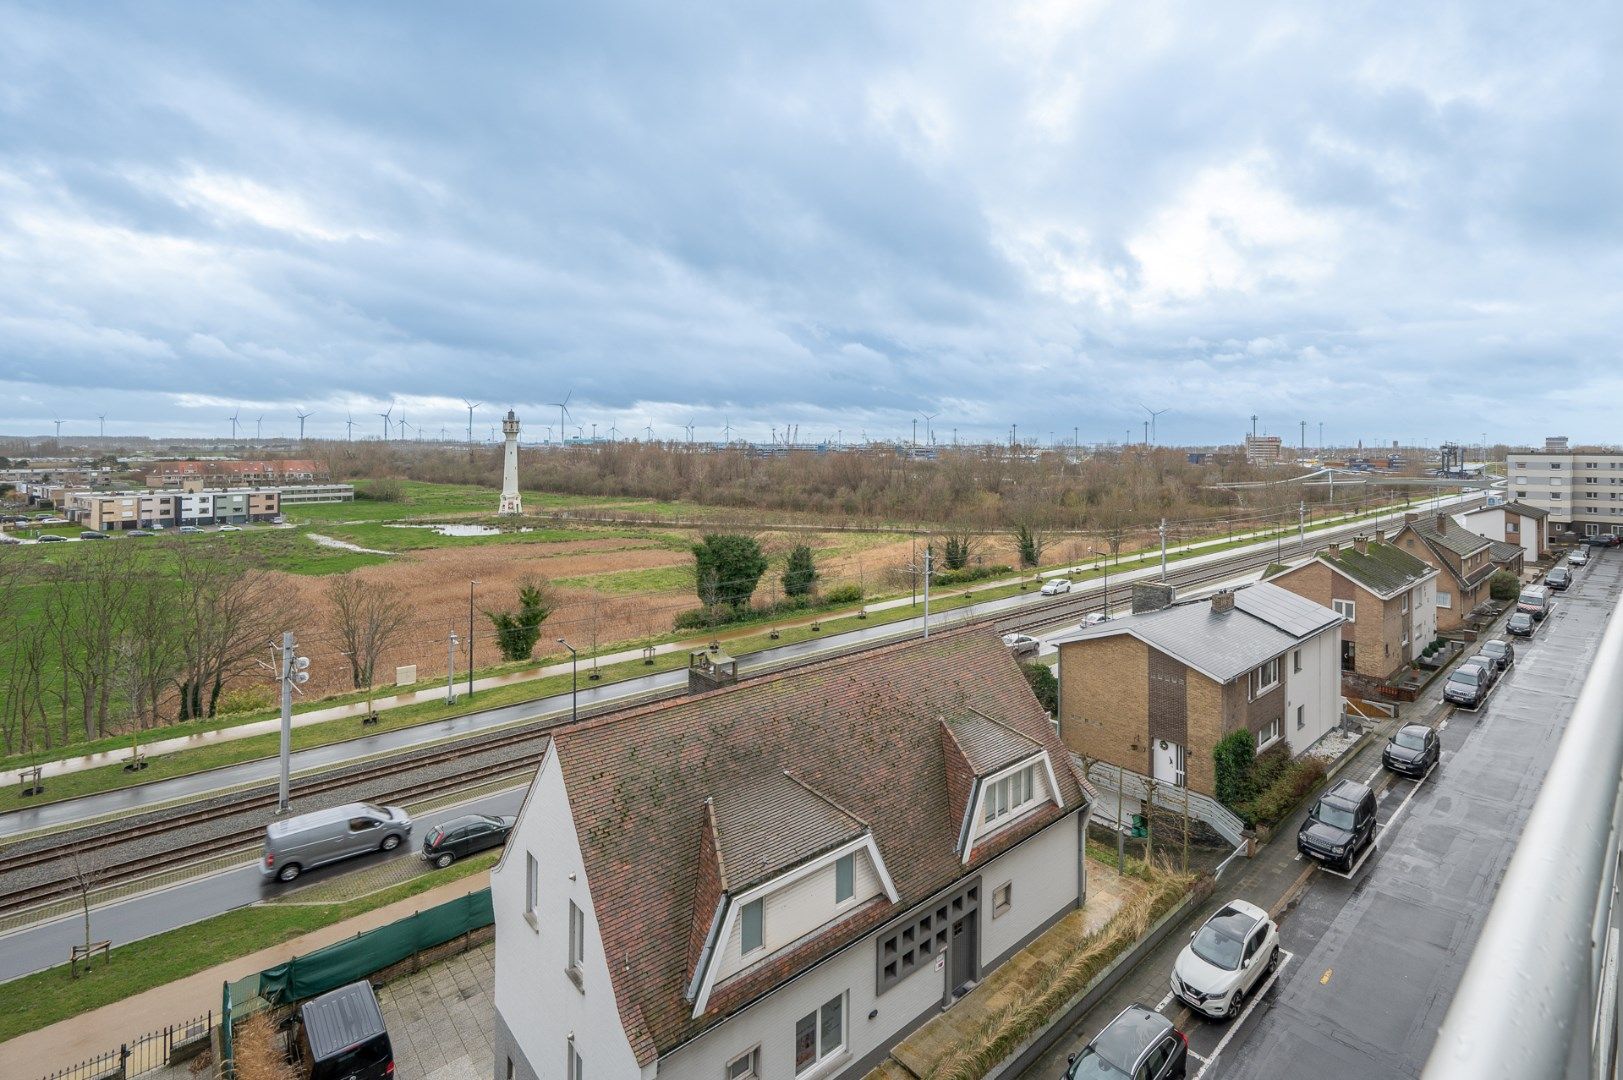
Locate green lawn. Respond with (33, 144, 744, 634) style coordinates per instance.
(319, 521, 653, 553)
(281, 481, 653, 524)
(0, 852, 497, 1041)
(556, 564, 695, 594)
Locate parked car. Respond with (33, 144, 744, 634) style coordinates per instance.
(1546, 566, 1571, 591)
(1297, 779, 1377, 871)
(1040, 577, 1073, 596)
(1443, 660, 1492, 709)
(1583, 535, 1618, 548)
(1065, 1003, 1188, 1080)
(1569, 548, 1589, 567)
(1082, 612, 1112, 627)
(79, 530, 107, 540)
(1517, 586, 1551, 621)
(36, 534, 67, 543)
(127, 529, 152, 537)
(1171, 900, 1280, 1020)
(177, 525, 203, 534)
(0, 534, 19, 545)
(271, 515, 286, 524)
(37, 516, 67, 524)
(1507, 611, 1536, 637)
(217, 523, 241, 532)
(1383, 723, 1440, 778)
(1002, 632, 1040, 656)
(1467, 653, 1501, 691)
(260, 802, 412, 883)
(1479, 638, 1515, 671)
(293, 980, 393, 1080)
(420, 813, 515, 868)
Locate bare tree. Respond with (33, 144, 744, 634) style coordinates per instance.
(66, 848, 101, 976)
(43, 542, 146, 739)
(326, 575, 410, 714)
(171, 541, 297, 721)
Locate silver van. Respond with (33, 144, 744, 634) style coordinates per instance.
(260, 802, 412, 883)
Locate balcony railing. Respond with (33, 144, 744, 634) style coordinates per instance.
(1423, 594, 1623, 1078)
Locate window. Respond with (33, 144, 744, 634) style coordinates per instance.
(568, 900, 586, 973)
(1332, 599, 1356, 622)
(1296, 704, 1305, 730)
(1507, 520, 1519, 533)
(982, 764, 1038, 825)
(1516, 475, 1527, 485)
(1400, 593, 1408, 614)
(992, 881, 1012, 918)
(835, 853, 855, 904)
(1251, 658, 1280, 698)
(566, 1042, 584, 1080)
(1437, 590, 1453, 609)
(794, 995, 845, 1074)
(525, 853, 539, 920)
(1292, 649, 1302, 673)
(741, 898, 764, 954)
(1256, 718, 1281, 750)
(877, 881, 977, 993)
(726, 1047, 761, 1079)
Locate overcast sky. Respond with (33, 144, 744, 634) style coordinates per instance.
(0, 1, 1617, 448)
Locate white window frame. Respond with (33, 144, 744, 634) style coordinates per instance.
(1292, 648, 1302, 673)
(1296, 704, 1305, 730)
(982, 764, 1038, 826)
(1256, 717, 1282, 751)
(1251, 658, 1281, 699)
(740, 898, 764, 955)
(834, 853, 855, 905)
(525, 853, 539, 927)
(726, 1046, 761, 1080)
(566, 1041, 584, 1080)
(1332, 599, 1356, 623)
(1437, 590, 1453, 610)
(794, 994, 846, 1076)
(992, 881, 1012, 918)
(568, 899, 586, 976)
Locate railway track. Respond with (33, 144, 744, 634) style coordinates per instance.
(0, 499, 1479, 917)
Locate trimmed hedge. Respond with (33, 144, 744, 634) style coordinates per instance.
(1244, 756, 1328, 828)
(822, 582, 864, 604)
(1213, 730, 1256, 808)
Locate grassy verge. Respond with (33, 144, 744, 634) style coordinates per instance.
(0, 851, 497, 1042)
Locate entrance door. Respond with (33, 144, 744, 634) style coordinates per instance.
(949, 914, 978, 996)
(1341, 640, 1357, 672)
(1153, 740, 1186, 787)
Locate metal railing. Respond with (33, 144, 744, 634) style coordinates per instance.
(1423, 595, 1623, 1079)
(39, 1012, 213, 1080)
(1084, 759, 1248, 848)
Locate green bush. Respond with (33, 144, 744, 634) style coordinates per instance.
(1245, 757, 1328, 828)
(673, 607, 716, 631)
(1213, 731, 1256, 809)
(357, 478, 404, 502)
(932, 564, 1014, 586)
(822, 582, 864, 605)
(1020, 662, 1058, 714)
(782, 544, 819, 598)
(1489, 570, 1520, 602)
(1248, 743, 1291, 793)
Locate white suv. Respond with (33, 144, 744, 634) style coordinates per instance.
(1171, 899, 1280, 1019)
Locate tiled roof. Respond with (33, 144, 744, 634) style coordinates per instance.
(1050, 581, 1341, 684)
(1488, 539, 1524, 564)
(1319, 541, 1436, 598)
(945, 710, 1044, 775)
(550, 627, 1089, 1064)
(1462, 499, 1548, 520)
(1406, 515, 1493, 558)
(709, 771, 867, 892)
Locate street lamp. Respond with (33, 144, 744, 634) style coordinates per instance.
(1090, 549, 1111, 622)
(467, 580, 479, 700)
(558, 638, 578, 723)
(447, 630, 459, 705)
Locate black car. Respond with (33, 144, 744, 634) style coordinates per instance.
(1383, 724, 1439, 778)
(1479, 638, 1514, 671)
(36, 534, 67, 543)
(1066, 1003, 1188, 1080)
(79, 530, 108, 540)
(420, 813, 515, 868)
(1298, 779, 1377, 872)
(1443, 661, 1491, 708)
(1506, 611, 1535, 637)
(1546, 567, 1571, 590)
(1467, 653, 1500, 690)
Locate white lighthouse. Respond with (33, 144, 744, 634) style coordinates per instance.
(498, 409, 522, 515)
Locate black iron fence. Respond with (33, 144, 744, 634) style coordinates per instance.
(39, 1012, 213, 1080)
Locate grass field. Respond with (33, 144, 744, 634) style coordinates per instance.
(0, 852, 498, 1042)
(556, 563, 695, 593)
(280, 481, 658, 524)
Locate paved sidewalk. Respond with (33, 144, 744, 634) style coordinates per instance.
(0, 874, 491, 1077)
(379, 942, 495, 1080)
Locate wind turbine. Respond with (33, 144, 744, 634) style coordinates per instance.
(345, 412, 355, 441)
(644, 419, 655, 442)
(53, 418, 65, 439)
(378, 404, 393, 441)
(97, 413, 106, 438)
(547, 392, 573, 443)
(295, 409, 312, 441)
(255, 415, 264, 441)
(227, 410, 240, 440)
(723, 416, 732, 443)
(545, 425, 554, 443)
(922, 412, 938, 445)
(1140, 404, 1169, 445)
(607, 422, 620, 443)
(462, 400, 481, 444)
(684, 419, 695, 443)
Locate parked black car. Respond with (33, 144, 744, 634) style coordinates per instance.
(1066, 1003, 1188, 1080)
(79, 530, 108, 540)
(420, 813, 515, 868)
(1507, 611, 1535, 636)
(1298, 779, 1377, 872)
(1546, 566, 1571, 590)
(1479, 638, 1514, 671)
(1383, 724, 1440, 778)
(1467, 653, 1501, 691)
(1443, 661, 1492, 708)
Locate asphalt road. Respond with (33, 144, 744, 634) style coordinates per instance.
(0, 786, 525, 982)
(1026, 547, 1620, 1080)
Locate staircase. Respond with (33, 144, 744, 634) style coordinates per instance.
(1083, 758, 1249, 850)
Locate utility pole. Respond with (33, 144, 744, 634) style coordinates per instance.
(1300, 420, 1306, 452)
(446, 630, 459, 704)
(1091, 548, 1110, 621)
(275, 632, 309, 814)
(558, 638, 579, 722)
(1159, 519, 1168, 581)
(1299, 500, 1306, 548)
(467, 580, 479, 699)
(922, 546, 933, 639)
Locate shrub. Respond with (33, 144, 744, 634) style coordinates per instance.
(216, 686, 275, 715)
(1012, 523, 1046, 568)
(1246, 757, 1328, 828)
(932, 564, 1014, 586)
(1489, 570, 1520, 602)
(822, 582, 864, 605)
(692, 533, 767, 611)
(1248, 743, 1291, 792)
(782, 544, 818, 598)
(358, 477, 404, 502)
(673, 607, 718, 631)
(1020, 661, 1058, 714)
(1213, 730, 1256, 809)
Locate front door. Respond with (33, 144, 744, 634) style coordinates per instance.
(1153, 740, 1186, 787)
(949, 913, 978, 996)
(1341, 639, 1357, 672)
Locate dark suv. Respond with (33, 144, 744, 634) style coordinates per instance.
(1298, 779, 1377, 872)
(1382, 724, 1439, 778)
(1066, 1003, 1188, 1080)
(1546, 567, 1571, 591)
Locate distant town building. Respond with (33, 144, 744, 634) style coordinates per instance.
(1244, 434, 1283, 463)
(276, 483, 356, 506)
(1545, 435, 1570, 452)
(67, 487, 282, 530)
(1508, 442, 1623, 538)
(144, 459, 329, 488)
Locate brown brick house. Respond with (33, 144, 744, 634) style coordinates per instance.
(1049, 581, 1342, 800)
(1388, 511, 1496, 631)
(1264, 536, 1439, 684)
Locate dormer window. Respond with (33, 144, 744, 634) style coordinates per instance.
(741, 899, 764, 954)
(983, 764, 1037, 825)
(835, 853, 855, 903)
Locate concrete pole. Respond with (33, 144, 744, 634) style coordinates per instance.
(277, 631, 293, 814)
(923, 546, 932, 639)
(1159, 518, 1168, 581)
(447, 631, 459, 704)
(1299, 501, 1306, 549)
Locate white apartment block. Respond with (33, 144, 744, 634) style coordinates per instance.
(1509, 441, 1623, 537)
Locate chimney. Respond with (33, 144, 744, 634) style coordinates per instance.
(1435, 512, 1448, 533)
(1211, 589, 1236, 614)
(1328, 542, 1342, 557)
(1353, 534, 1370, 555)
(1131, 581, 1175, 614)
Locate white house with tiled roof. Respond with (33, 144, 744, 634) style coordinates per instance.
(489, 629, 1094, 1080)
(1453, 500, 1550, 565)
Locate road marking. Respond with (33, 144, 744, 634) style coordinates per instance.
(1438, 719, 1448, 731)
(1186, 1049, 1211, 1064)
(1378, 760, 1432, 835)
(1270, 861, 1319, 922)
(1190, 950, 1295, 1079)
(1154, 989, 1175, 1012)
(1321, 967, 1333, 984)
(1365, 764, 1383, 785)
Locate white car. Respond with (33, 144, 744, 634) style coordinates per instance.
(1001, 633, 1040, 656)
(1040, 578, 1072, 596)
(217, 524, 241, 531)
(1082, 612, 1112, 627)
(1569, 549, 1589, 567)
(1171, 899, 1280, 1019)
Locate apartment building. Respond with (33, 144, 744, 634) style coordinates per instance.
(1049, 581, 1343, 799)
(1507, 441, 1623, 537)
(1454, 501, 1550, 564)
(275, 483, 355, 505)
(1388, 511, 1495, 631)
(490, 630, 1093, 1080)
(66, 488, 281, 529)
(1264, 536, 1439, 683)
(1244, 434, 1283, 463)
(144, 459, 328, 488)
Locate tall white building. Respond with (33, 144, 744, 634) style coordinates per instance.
(1508, 440, 1623, 537)
(499, 409, 522, 515)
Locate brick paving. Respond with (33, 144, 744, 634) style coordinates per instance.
(377, 942, 495, 1080)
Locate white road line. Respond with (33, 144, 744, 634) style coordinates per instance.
(1379, 761, 1432, 835)
(1191, 950, 1296, 1079)
(1154, 990, 1175, 1012)
(1365, 765, 1383, 785)
(1438, 719, 1448, 731)
(1186, 1049, 1211, 1064)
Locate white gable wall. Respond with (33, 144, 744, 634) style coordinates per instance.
(713, 846, 884, 984)
(491, 746, 646, 1080)
(1285, 626, 1340, 755)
